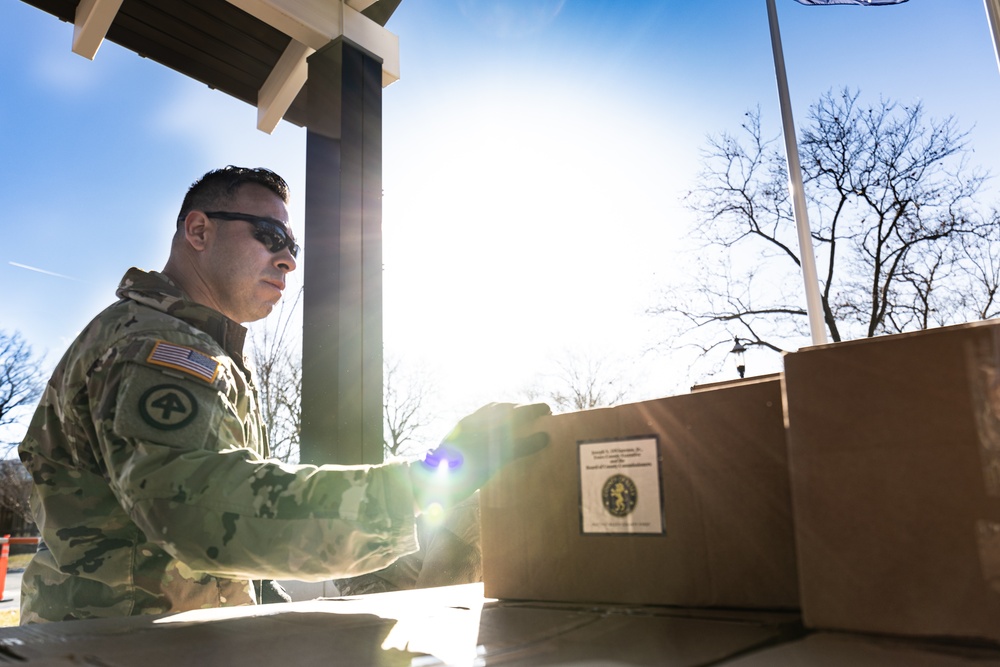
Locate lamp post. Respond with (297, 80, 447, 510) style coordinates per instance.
(766, 0, 827, 346)
(767, 0, 910, 346)
(731, 337, 747, 379)
(986, 0, 1000, 76)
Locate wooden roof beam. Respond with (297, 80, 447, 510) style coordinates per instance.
(345, 0, 378, 11)
(226, 0, 399, 83)
(227, 0, 399, 132)
(257, 39, 312, 134)
(72, 0, 124, 60)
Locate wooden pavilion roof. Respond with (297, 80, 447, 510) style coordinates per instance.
(19, 0, 402, 130)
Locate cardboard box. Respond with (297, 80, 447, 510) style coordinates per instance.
(481, 376, 799, 609)
(783, 320, 1000, 644)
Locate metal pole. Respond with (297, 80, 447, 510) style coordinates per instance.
(985, 0, 1000, 76)
(765, 0, 828, 345)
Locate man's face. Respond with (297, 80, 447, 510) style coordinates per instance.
(200, 184, 296, 323)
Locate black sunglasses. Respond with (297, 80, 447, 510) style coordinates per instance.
(203, 211, 300, 258)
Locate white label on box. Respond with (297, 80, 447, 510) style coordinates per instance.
(579, 437, 664, 534)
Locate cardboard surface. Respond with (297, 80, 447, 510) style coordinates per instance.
(0, 584, 803, 666)
(726, 633, 1000, 666)
(783, 320, 1000, 644)
(481, 377, 799, 609)
(477, 604, 801, 666)
(3, 584, 996, 665)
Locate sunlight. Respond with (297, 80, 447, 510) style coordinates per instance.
(382, 76, 686, 404)
(154, 583, 488, 665)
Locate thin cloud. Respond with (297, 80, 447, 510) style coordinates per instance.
(9, 262, 78, 281)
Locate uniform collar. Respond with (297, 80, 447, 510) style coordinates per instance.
(116, 267, 248, 357)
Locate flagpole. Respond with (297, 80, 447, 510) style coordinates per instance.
(985, 0, 1000, 76)
(765, 0, 829, 346)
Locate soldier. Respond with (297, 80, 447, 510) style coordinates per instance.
(18, 166, 548, 624)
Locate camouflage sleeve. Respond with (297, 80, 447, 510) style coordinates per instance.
(92, 335, 419, 582)
(335, 491, 483, 595)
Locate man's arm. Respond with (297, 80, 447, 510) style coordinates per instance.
(93, 343, 420, 581)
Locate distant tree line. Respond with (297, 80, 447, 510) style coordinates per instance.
(0, 330, 44, 534)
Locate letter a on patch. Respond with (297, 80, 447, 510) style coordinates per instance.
(147, 341, 220, 382)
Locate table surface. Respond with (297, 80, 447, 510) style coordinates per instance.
(1, 584, 998, 666)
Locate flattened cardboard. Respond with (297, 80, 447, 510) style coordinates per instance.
(4, 584, 996, 665)
(783, 320, 1000, 644)
(0, 584, 805, 666)
(481, 377, 799, 609)
(725, 632, 1000, 666)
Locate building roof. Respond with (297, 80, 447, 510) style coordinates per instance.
(19, 0, 402, 130)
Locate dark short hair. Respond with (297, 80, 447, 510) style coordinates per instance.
(176, 166, 290, 226)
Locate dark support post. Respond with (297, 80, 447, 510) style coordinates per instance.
(300, 39, 384, 466)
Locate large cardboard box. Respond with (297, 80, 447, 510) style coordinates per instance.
(783, 320, 1000, 644)
(481, 376, 799, 609)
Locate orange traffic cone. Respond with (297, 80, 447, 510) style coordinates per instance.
(0, 535, 9, 601)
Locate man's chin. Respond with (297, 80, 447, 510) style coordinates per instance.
(242, 303, 276, 324)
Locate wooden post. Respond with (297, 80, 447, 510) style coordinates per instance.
(300, 39, 384, 465)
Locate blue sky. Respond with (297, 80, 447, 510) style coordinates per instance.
(3, 0, 1000, 442)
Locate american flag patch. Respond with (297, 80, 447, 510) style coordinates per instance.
(147, 341, 220, 383)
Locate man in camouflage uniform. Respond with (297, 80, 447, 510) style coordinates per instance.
(18, 166, 548, 624)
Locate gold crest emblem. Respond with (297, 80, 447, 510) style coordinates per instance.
(602, 474, 638, 517)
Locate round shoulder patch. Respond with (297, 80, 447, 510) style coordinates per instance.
(139, 384, 199, 430)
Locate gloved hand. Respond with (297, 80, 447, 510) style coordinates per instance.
(410, 402, 550, 512)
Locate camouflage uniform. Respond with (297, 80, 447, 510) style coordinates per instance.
(18, 268, 418, 624)
(335, 491, 482, 596)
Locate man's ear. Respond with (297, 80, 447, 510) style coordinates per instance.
(181, 210, 212, 252)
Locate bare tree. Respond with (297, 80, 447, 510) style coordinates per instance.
(524, 350, 633, 414)
(249, 291, 302, 464)
(0, 459, 33, 534)
(251, 296, 440, 462)
(953, 215, 1000, 322)
(1, 330, 45, 458)
(383, 354, 436, 459)
(652, 88, 993, 373)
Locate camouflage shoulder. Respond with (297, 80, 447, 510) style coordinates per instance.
(112, 361, 224, 450)
(84, 301, 227, 386)
(106, 333, 236, 452)
(80, 307, 234, 451)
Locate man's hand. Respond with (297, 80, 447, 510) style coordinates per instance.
(410, 403, 550, 513)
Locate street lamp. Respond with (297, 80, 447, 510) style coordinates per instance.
(731, 337, 747, 379)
